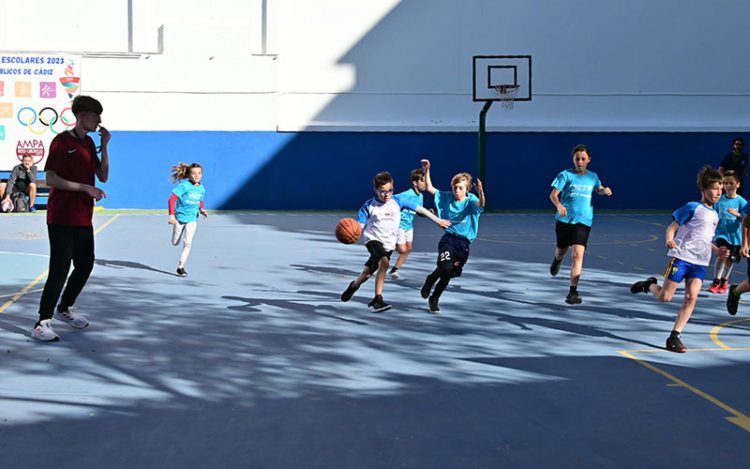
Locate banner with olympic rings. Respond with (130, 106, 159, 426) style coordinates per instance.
(0, 53, 81, 170)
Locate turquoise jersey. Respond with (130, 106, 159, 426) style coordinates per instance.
(434, 191, 483, 242)
(714, 194, 747, 246)
(173, 180, 205, 223)
(551, 168, 602, 227)
(396, 188, 424, 230)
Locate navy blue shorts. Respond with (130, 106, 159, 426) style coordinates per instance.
(437, 233, 470, 278)
(664, 257, 707, 283)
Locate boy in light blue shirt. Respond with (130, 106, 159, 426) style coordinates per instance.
(708, 170, 747, 293)
(389, 166, 427, 280)
(549, 144, 613, 305)
(420, 160, 485, 313)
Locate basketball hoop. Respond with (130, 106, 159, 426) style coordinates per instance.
(494, 84, 520, 110)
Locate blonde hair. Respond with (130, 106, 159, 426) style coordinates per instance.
(451, 172, 473, 192)
(170, 162, 203, 183)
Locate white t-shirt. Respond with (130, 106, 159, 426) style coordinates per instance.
(357, 195, 417, 251)
(668, 202, 719, 266)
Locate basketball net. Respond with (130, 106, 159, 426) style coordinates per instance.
(494, 85, 520, 110)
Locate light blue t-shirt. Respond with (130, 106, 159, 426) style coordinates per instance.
(434, 191, 483, 242)
(551, 169, 602, 227)
(396, 188, 424, 230)
(173, 180, 206, 223)
(714, 194, 747, 246)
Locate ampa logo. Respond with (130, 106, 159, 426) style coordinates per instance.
(16, 139, 45, 164)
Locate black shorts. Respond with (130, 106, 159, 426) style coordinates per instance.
(364, 240, 392, 274)
(13, 180, 29, 195)
(437, 233, 471, 278)
(715, 238, 742, 264)
(555, 221, 591, 248)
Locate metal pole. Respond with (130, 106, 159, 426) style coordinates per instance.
(477, 100, 492, 182)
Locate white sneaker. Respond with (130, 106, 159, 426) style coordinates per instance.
(31, 319, 60, 342)
(390, 270, 402, 281)
(54, 306, 89, 329)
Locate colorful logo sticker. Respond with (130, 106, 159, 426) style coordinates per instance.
(0, 102, 11, 118)
(40, 82, 56, 98)
(59, 62, 80, 99)
(15, 82, 32, 98)
(16, 139, 45, 163)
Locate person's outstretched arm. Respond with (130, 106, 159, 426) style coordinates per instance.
(421, 159, 438, 195)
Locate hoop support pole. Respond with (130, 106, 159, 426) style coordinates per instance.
(477, 100, 493, 184)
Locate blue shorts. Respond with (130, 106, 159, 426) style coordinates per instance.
(664, 257, 707, 283)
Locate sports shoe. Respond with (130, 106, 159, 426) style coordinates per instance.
(666, 336, 688, 353)
(54, 306, 89, 329)
(176, 267, 188, 277)
(389, 270, 402, 281)
(565, 291, 582, 305)
(31, 319, 59, 342)
(341, 281, 359, 302)
(718, 281, 729, 294)
(550, 257, 562, 277)
(727, 284, 740, 316)
(368, 295, 392, 313)
(29, 206, 37, 213)
(428, 295, 440, 313)
(708, 282, 721, 294)
(421, 275, 437, 299)
(630, 277, 657, 294)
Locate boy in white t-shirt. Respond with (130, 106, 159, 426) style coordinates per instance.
(630, 166, 725, 353)
(341, 171, 450, 312)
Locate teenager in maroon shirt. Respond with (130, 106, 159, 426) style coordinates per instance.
(32, 95, 110, 341)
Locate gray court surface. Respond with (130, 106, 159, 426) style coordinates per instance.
(1, 212, 749, 468)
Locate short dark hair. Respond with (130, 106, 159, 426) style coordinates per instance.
(373, 171, 393, 188)
(723, 169, 741, 183)
(734, 137, 745, 147)
(71, 95, 103, 116)
(410, 168, 425, 182)
(571, 144, 590, 157)
(697, 165, 723, 190)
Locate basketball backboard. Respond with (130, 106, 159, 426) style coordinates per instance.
(472, 55, 532, 102)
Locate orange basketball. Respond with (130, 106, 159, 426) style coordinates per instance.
(335, 217, 361, 244)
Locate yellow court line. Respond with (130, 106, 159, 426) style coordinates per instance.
(618, 349, 750, 432)
(0, 214, 121, 314)
(710, 317, 750, 349)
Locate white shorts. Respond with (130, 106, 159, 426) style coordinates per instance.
(396, 228, 414, 245)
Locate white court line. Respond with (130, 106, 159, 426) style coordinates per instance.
(0, 251, 49, 258)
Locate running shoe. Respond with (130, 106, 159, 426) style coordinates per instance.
(176, 267, 188, 277)
(565, 291, 582, 305)
(428, 295, 440, 313)
(341, 281, 359, 302)
(368, 295, 392, 313)
(54, 306, 89, 329)
(727, 284, 740, 316)
(630, 277, 657, 294)
(550, 257, 562, 277)
(666, 336, 688, 353)
(31, 319, 59, 342)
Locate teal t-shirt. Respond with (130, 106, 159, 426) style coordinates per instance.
(396, 188, 424, 230)
(714, 194, 747, 246)
(551, 169, 602, 227)
(173, 180, 205, 223)
(434, 191, 483, 242)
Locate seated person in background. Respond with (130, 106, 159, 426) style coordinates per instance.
(2, 153, 38, 212)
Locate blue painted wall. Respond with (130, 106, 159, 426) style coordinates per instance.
(102, 131, 744, 211)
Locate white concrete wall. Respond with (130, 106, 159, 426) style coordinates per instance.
(1, 0, 749, 131)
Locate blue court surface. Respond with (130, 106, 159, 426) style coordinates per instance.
(1, 212, 750, 468)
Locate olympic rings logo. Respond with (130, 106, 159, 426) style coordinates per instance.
(16, 106, 76, 135)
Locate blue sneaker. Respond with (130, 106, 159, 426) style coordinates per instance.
(29, 206, 37, 213)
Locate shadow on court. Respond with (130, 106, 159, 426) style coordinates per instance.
(1, 213, 749, 468)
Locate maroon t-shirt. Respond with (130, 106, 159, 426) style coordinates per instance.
(44, 131, 101, 227)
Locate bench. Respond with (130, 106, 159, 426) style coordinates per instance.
(0, 170, 50, 209)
